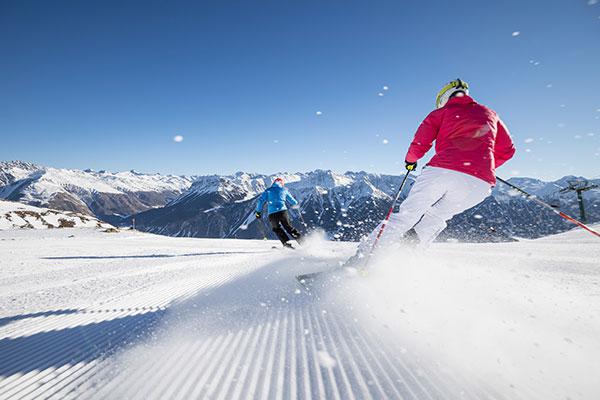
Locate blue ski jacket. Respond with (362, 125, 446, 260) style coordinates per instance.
(256, 182, 298, 215)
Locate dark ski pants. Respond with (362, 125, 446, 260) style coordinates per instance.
(268, 210, 302, 245)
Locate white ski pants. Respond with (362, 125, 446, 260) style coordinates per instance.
(362, 166, 491, 251)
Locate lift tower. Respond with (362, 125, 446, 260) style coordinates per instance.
(559, 179, 599, 223)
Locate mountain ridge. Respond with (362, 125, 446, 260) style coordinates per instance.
(2, 160, 599, 242)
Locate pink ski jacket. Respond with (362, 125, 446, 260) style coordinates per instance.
(405, 95, 515, 185)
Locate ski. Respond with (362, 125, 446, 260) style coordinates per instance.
(296, 264, 367, 287)
(272, 244, 296, 250)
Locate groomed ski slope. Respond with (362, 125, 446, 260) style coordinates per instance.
(0, 227, 599, 399)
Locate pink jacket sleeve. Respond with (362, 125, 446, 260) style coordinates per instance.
(493, 118, 516, 168)
(405, 109, 442, 163)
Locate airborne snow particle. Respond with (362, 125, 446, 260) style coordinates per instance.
(317, 351, 337, 368)
(588, 0, 598, 5)
(173, 135, 184, 143)
(382, 139, 389, 144)
(383, 85, 389, 90)
(574, 135, 582, 139)
(524, 138, 534, 143)
(512, 31, 520, 37)
(273, 139, 279, 144)
(316, 111, 322, 116)
(557, 123, 566, 128)
(546, 83, 553, 88)
(378, 92, 384, 97)
(474, 214, 483, 219)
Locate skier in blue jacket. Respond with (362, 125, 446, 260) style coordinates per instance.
(255, 177, 303, 248)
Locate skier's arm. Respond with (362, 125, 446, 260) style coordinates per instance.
(285, 191, 299, 207)
(255, 191, 267, 213)
(405, 110, 442, 163)
(493, 119, 516, 168)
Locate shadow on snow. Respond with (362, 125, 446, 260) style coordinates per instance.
(41, 251, 267, 260)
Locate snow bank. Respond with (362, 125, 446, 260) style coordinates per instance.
(0, 200, 113, 230)
(326, 227, 600, 399)
(1, 226, 597, 399)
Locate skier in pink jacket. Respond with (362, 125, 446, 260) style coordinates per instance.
(361, 79, 516, 253)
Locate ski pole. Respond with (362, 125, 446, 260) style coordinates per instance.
(496, 176, 600, 238)
(296, 207, 307, 227)
(368, 171, 412, 256)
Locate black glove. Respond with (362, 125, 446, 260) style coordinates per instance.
(255, 211, 262, 219)
(405, 160, 417, 171)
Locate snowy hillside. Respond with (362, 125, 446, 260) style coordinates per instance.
(0, 200, 113, 230)
(0, 161, 194, 223)
(0, 227, 598, 399)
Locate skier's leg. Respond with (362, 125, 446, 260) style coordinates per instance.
(280, 211, 302, 242)
(269, 212, 290, 245)
(355, 167, 450, 255)
(413, 171, 491, 247)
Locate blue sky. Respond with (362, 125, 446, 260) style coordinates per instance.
(1, 0, 599, 180)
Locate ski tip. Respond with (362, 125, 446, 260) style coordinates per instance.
(296, 273, 317, 285)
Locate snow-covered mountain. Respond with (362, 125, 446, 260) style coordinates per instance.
(128, 170, 412, 240)
(130, 170, 600, 241)
(0, 200, 114, 230)
(3, 161, 598, 241)
(0, 161, 194, 224)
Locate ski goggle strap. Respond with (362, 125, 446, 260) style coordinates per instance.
(435, 79, 469, 108)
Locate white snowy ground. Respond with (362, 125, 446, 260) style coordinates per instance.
(0, 227, 599, 400)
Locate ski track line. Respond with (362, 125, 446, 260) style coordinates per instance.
(0, 260, 263, 399)
(1, 254, 523, 399)
(0, 265, 240, 340)
(310, 305, 358, 400)
(149, 341, 203, 400)
(301, 305, 328, 399)
(345, 313, 445, 400)
(257, 308, 281, 400)
(0, 309, 164, 400)
(324, 311, 388, 399)
(131, 343, 187, 400)
(81, 301, 514, 399)
(223, 320, 266, 400)
(205, 325, 255, 399)
(190, 330, 240, 399)
(351, 324, 435, 400)
(296, 305, 312, 400)
(234, 311, 274, 399)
